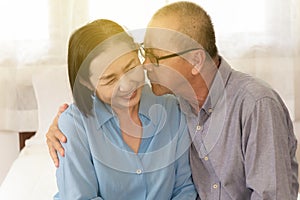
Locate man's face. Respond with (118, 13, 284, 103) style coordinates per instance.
(143, 17, 197, 98)
(142, 47, 193, 96)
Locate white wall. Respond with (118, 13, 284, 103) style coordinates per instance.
(0, 131, 19, 185)
(295, 56, 300, 121)
(227, 56, 296, 121)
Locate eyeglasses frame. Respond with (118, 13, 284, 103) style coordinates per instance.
(140, 45, 202, 66)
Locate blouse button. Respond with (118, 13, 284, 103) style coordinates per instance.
(136, 169, 142, 175)
(213, 184, 218, 189)
(196, 125, 202, 131)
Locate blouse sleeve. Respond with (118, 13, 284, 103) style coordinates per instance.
(55, 105, 104, 200)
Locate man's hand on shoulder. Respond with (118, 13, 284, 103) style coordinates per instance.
(46, 103, 69, 168)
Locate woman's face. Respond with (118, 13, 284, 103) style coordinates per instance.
(89, 47, 145, 110)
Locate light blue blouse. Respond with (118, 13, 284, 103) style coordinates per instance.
(54, 85, 197, 200)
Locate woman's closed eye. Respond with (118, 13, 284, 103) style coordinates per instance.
(99, 74, 118, 86)
(99, 64, 139, 86)
(124, 63, 139, 74)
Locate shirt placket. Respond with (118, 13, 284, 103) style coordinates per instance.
(196, 110, 221, 200)
(134, 154, 147, 199)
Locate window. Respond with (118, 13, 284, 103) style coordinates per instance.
(0, 0, 48, 41)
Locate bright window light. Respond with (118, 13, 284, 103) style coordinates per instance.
(0, 0, 49, 41)
(169, 0, 266, 34)
(89, 0, 165, 30)
(89, 0, 166, 43)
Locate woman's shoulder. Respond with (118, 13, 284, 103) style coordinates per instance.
(59, 103, 82, 120)
(57, 103, 91, 149)
(58, 103, 86, 135)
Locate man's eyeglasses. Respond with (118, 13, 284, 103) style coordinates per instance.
(139, 45, 202, 67)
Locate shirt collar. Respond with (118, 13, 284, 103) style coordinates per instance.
(179, 56, 232, 117)
(93, 85, 153, 129)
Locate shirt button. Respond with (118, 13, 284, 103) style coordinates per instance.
(204, 156, 209, 161)
(136, 169, 142, 175)
(208, 108, 213, 113)
(196, 125, 202, 130)
(213, 184, 218, 189)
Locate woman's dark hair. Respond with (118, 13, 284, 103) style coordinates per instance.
(68, 19, 136, 115)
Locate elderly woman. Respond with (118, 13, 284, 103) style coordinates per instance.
(54, 19, 197, 200)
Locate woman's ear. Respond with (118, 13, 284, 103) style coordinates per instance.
(191, 49, 206, 75)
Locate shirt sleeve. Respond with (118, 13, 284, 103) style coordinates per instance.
(56, 106, 104, 200)
(243, 97, 299, 199)
(171, 115, 198, 200)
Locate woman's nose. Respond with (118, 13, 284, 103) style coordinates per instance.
(119, 67, 144, 92)
(119, 76, 134, 92)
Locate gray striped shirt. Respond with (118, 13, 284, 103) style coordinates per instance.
(179, 57, 299, 200)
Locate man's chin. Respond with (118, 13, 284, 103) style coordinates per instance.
(150, 83, 173, 96)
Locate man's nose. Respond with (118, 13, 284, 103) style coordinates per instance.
(143, 59, 154, 72)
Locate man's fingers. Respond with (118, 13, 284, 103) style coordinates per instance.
(47, 134, 65, 157)
(47, 139, 60, 167)
(53, 141, 65, 157)
(59, 134, 67, 143)
(46, 128, 66, 156)
(45, 103, 69, 168)
(58, 103, 69, 116)
(49, 146, 59, 167)
(53, 128, 67, 143)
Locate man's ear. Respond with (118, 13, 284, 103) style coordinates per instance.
(191, 49, 206, 75)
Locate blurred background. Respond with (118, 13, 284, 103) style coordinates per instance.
(0, 0, 299, 185)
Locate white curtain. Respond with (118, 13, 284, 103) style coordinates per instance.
(0, 0, 299, 131)
(0, 0, 89, 131)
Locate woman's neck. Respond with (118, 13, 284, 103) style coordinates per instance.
(113, 103, 139, 122)
(113, 104, 142, 153)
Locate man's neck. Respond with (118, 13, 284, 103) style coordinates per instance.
(190, 55, 220, 113)
(213, 55, 221, 68)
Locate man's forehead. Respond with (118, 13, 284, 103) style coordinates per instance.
(143, 27, 200, 51)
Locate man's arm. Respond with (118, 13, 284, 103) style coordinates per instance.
(46, 103, 69, 167)
(243, 97, 299, 199)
